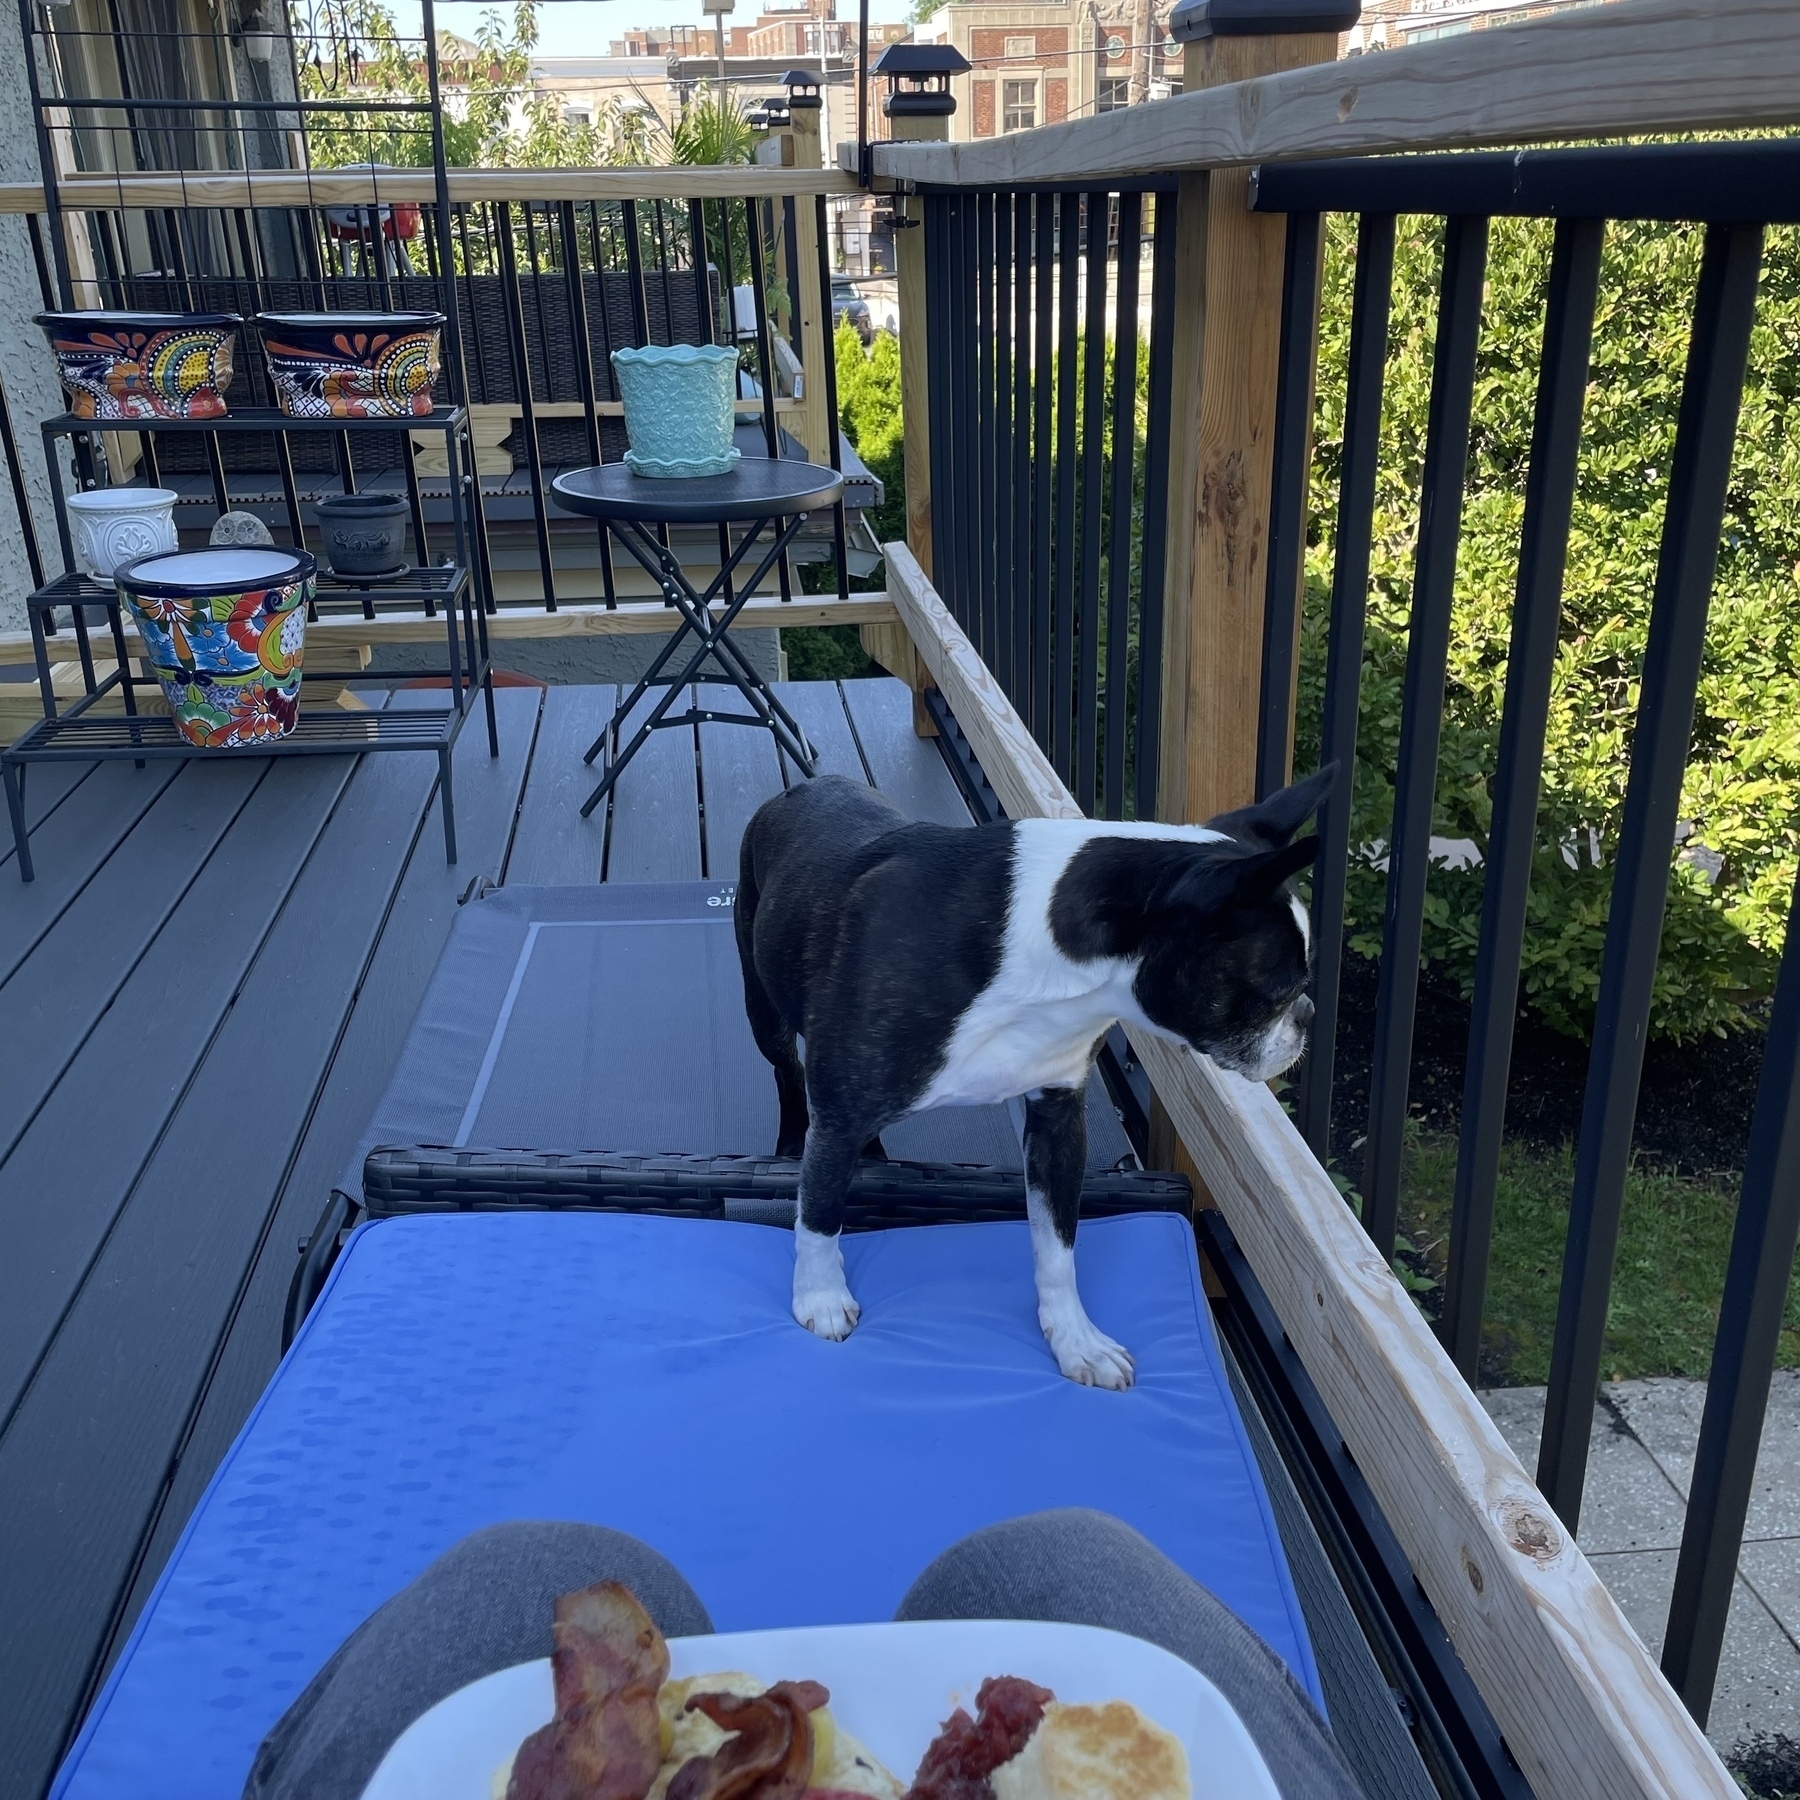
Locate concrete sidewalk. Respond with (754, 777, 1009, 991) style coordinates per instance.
(1481, 1373, 1800, 1759)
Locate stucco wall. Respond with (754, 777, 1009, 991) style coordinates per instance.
(0, 25, 63, 636)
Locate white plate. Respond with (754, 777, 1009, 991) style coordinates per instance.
(361, 1618, 1279, 1800)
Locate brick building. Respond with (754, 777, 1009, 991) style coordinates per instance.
(916, 0, 1180, 142)
(1345, 0, 1620, 54)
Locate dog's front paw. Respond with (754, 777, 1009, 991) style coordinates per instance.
(1042, 1310, 1136, 1390)
(793, 1222, 860, 1341)
(794, 1276, 861, 1341)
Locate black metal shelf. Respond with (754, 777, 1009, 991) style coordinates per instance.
(7, 402, 494, 882)
(28, 563, 470, 616)
(9, 703, 464, 758)
(43, 405, 466, 436)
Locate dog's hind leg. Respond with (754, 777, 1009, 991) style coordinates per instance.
(734, 859, 810, 1157)
(792, 1118, 865, 1341)
(1024, 1086, 1135, 1390)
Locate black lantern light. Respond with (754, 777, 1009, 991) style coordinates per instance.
(874, 41, 969, 117)
(780, 68, 822, 109)
(1168, 0, 1360, 41)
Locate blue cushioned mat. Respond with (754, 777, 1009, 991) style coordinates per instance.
(54, 1210, 1321, 1800)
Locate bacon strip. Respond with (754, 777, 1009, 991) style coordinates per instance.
(902, 1676, 1053, 1800)
(664, 1681, 822, 1800)
(507, 1581, 671, 1800)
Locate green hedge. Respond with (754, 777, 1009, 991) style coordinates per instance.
(1295, 216, 1800, 1042)
(834, 324, 908, 549)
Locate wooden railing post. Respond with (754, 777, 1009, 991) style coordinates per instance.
(1148, 3, 1345, 1176)
(1157, 9, 1344, 825)
(779, 101, 836, 469)
(864, 78, 953, 733)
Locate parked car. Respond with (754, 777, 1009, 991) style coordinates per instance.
(832, 279, 873, 344)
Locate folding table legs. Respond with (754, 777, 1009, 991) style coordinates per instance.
(578, 514, 819, 819)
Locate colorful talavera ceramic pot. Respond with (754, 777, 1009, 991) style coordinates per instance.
(256, 311, 444, 419)
(114, 545, 314, 747)
(37, 311, 240, 421)
(64, 486, 179, 578)
(611, 343, 741, 478)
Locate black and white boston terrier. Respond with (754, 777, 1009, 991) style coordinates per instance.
(733, 765, 1333, 1390)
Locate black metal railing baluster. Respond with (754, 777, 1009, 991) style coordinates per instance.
(1134, 189, 1178, 823)
(1012, 194, 1033, 723)
(1538, 221, 1767, 1529)
(1077, 192, 1108, 817)
(1256, 211, 1323, 803)
(621, 197, 652, 345)
(1299, 212, 1396, 1162)
(559, 197, 617, 607)
(980, 194, 1000, 673)
(1053, 190, 1080, 784)
(456, 207, 495, 401)
(522, 200, 557, 404)
(1362, 213, 1490, 1257)
(688, 197, 712, 337)
(782, 196, 803, 355)
(1032, 190, 1055, 753)
(954, 196, 973, 633)
(1102, 191, 1141, 822)
(690, 196, 735, 604)
(925, 194, 957, 628)
(1664, 867, 1800, 1719)
(494, 198, 559, 610)
(653, 198, 676, 339)
(814, 193, 850, 600)
(743, 195, 782, 459)
(1441, 216, 1604, 1377)
(742, 191, 791, 600)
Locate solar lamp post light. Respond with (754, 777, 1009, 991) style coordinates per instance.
(874, 42, 969, 125)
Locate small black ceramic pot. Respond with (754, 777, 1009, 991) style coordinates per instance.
(313, 493, 408, 577)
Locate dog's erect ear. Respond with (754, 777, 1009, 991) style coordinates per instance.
(1232, 834, 1322, 896)
(1155, 834, 1321, 917)
(1206, 764, 1338, 851)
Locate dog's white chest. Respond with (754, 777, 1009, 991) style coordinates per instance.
(913, 965, 1135, 1110)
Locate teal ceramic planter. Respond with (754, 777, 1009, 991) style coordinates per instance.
(610, 343, 741, 478)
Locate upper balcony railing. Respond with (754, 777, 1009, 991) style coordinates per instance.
(0, 0, 896, 676)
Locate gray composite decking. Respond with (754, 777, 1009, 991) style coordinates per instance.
(0, 676, 973, 1800)
(0, 673, 1430, 1800)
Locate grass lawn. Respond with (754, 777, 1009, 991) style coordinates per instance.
(1394, 1131, 1800, 1387)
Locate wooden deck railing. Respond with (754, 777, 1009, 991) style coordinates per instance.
(873, 3, 1800, 1797)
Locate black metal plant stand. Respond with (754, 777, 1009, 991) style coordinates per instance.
(2, 407, 495, 881)
(4, 0, 506, 883)
(549, 459, 842, 817)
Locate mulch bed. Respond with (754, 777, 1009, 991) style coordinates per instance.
(1323, 954, 1765, 1180)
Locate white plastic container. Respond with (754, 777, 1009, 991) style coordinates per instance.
(64, 486, 179, 578)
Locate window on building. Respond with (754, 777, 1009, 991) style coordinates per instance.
(563, 104, 591, 124)
(1106, 32, 1125, 59)
(1002, 78, 1036, 132)
(1003, 33, 1035, 57)
(1096, 76, 1130, 112)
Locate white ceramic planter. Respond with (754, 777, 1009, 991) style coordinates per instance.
(65, 486, 180, 579)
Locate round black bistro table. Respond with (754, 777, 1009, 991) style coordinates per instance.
(551, 459, 844, 816)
